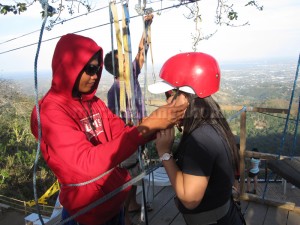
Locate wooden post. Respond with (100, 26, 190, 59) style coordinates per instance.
(239, 111, 247, 194)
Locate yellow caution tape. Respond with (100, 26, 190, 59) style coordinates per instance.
(26, 180, 60, 207)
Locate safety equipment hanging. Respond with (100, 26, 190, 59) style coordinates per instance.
(109, 1, 135, 124)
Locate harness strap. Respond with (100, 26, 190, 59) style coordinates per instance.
(182, 199, 231, 225)
(110, 2, 126, 115)
(122, 2, 135, 124)
(147, 23, 156, 83)
(108, 4, 120, 116)
(141, 8, 154, 117)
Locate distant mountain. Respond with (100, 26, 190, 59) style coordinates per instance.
(1, 58, 298, 108)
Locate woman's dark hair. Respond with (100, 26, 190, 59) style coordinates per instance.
(104, 50, 119, 78)
(178, 93, 240, 176)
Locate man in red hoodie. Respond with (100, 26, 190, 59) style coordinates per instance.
(30, 33, 187, 225)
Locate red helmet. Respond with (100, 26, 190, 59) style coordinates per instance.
(148, 52, 221, 98)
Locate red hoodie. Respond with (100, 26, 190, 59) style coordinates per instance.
(31, 33, 146, 225)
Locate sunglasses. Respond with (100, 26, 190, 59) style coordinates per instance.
(84, 64, 100, 76)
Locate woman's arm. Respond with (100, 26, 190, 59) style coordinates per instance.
(156, 128, 209, 210)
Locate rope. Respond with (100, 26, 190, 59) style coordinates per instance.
(33, 2, 49, 225)
(108, 2, 120, 116)
(142, 15, 149, 118)
(148, 23, 156, 83)
(54, 162, 162, 225)
(136, 4, 155, 224)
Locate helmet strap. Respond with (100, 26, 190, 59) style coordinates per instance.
(171, 88, 180, 103)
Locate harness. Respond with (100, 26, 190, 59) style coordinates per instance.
(180, 199, 231, 225)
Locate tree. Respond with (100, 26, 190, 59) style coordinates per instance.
(182, 0, 263, 51)
(0, 78, 55, 200)
(0, 0, 263, 50)
(1, 0, 262, 26)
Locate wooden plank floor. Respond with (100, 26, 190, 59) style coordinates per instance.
(2, 183, 299, 225)
(131, 186, 300, 225)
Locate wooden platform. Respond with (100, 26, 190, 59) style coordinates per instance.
(1, 183, 300, 225)
(130, 185, 300, 225)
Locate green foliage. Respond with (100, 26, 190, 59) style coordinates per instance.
(0, 3, 27, 15)
(0, 78, 56, 201)
(227, 10, 238, 21)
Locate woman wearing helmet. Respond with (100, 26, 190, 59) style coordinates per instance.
(148, 52, 244, 225)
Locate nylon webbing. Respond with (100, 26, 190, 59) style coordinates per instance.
(110, 2, 126, 115)
(107, 3, 150, 225)
(122, 2, 137, 125)
(108, 4, 120, 116)
(148, 24, 156, 83)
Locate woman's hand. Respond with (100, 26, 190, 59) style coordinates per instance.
(156, 127, 175, 157)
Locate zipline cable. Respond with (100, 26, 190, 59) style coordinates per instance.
(0, 5, 108, 46)
(0, 0, 199, 55)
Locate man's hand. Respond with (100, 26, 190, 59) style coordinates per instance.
(137, 101, 188, 139)
(144, 13, 154, 26)
(148, 101, 187, 128)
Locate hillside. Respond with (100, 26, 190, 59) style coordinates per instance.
(1, 58, 297, 107)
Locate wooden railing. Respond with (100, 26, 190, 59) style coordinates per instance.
(147, 101, 300, 211)
(0, 194, 54, 216)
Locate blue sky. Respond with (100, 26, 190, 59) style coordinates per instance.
(0, 0, 299, 74)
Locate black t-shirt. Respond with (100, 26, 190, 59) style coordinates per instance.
(176, 125, 234, 214)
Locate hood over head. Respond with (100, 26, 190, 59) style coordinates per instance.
(51, 33, 103, 100)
